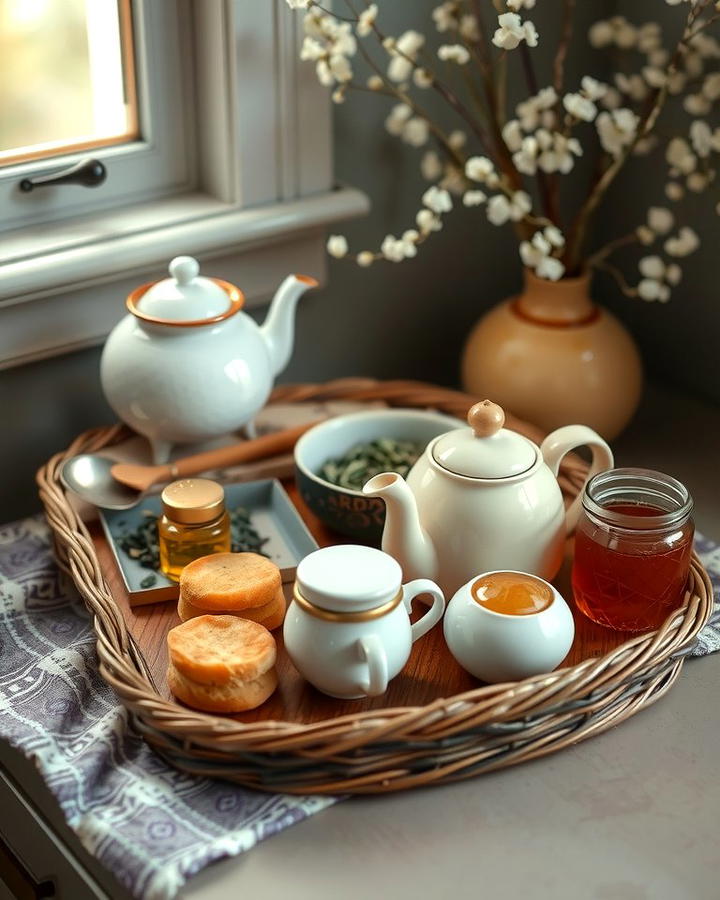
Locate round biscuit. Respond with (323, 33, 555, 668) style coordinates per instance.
(177, 586, 286, 630)
(179, 552, 282, 611)
(167, 615, 276, 685)
(167, 663, 277, 713)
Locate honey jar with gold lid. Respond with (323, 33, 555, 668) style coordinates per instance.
(158, 478, 231, 582)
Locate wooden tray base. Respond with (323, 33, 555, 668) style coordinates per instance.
(91, 482, 633, 726)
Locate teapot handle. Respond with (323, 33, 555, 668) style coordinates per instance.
(402, 579, 446, 643)
(540, 425, 614, 534)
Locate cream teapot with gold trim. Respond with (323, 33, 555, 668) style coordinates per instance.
(100, 256, 317, 462)
(363, 401, 613, 596)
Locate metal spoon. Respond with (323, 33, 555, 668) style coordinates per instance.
(60, 422, 319, 510)
(61, 454, 142, 509)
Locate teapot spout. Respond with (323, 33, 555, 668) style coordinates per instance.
(260, 274, 318, 377)
(363, 473, 438, 582)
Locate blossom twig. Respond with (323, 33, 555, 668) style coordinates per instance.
(381, 36, 500, 167)
(518, 43, 558, 223)
(553, 0, 575, 98)
(467, 0, 493, 72)
(311, 2, 356, 24)
(586, 231, 640, 269)
(519, 44, 538, 96)
(495, 53, 507, 126)
(348, 0, 516, 182)
(352, 41, 467, 171)
(346, 11, 535, 237)
(681, 8, 720, 45)
(459, 58, 492, 121)
(548, 0, 576, 229)
(345, 81, 394, 98)
(453, 5, 522, 189)
(594, 260, 638, 298)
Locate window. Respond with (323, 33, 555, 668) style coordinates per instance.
(0, 0, 138, 166)
(0, 0, 190, 232)
(0, 0, 367, 369)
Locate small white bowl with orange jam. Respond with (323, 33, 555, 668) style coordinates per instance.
(444, 571, 574, 683)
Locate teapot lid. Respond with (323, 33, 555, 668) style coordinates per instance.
(127, 256, 244, 326)
(432, 400, 537, 479)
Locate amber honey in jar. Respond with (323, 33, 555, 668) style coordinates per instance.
(572, 468, 694, 633)
(158, 478, 231, 582)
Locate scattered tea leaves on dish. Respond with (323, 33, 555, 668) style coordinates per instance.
(116, 505, 269, 576)
(229, 506, 270, 556)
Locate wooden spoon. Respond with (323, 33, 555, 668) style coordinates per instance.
(110, 422, 320, 492)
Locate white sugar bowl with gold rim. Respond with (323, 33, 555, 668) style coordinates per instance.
(444, 571, 575, 683)
(284, 545, 445, 699)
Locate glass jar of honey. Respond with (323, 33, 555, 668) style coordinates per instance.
(158, 478, 231, 582)
(572, 468, 694, 633)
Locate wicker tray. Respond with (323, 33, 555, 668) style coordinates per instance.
(37, 379, 713, 794)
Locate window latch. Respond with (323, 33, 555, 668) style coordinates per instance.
(19, 158, 107, 193)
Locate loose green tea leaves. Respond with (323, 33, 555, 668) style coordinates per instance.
(140, 574, 157, 588)
(117, 513, 159, 570)
(116, 506, 269, 573)
(320, 439, 423, 491)
(229, 506, 270, 556)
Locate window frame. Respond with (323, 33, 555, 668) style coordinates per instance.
(0, 0, 194, 229)
(0, 0, 368, 370)
(0, 0, 140, 169)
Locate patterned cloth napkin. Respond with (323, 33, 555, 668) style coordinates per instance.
(0, 517, 337, 900)
(690, 534, 720, 655)
(0, 516, 718, 899)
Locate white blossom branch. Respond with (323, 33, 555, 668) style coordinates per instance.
(565, 0, 713, 270)
(350, 36, 467, 172)
(345, 0, 524, 188)
(289, 0, 719, 289)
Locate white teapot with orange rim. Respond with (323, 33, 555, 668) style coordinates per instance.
(100, 256, 317, 462)
(363, 400, 614, 596)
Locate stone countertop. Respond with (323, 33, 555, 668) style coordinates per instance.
(179, 382, 720, 900)
(181, 658, 719, 900)
(1, 382, 718, 900)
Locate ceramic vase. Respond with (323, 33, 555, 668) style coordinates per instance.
(461, 269, 643, 440)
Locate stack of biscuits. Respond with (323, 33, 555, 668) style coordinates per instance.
(167, 615, 278, 712)
(177, 552, 286, 630)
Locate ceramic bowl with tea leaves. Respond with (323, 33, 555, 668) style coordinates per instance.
(294, 409, 463, 543)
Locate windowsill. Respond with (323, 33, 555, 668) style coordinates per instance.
(0, 184, 369, 369)
(0, 185, 368, 305)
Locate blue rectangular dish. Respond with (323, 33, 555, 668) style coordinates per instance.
(99, 479, 318, 605)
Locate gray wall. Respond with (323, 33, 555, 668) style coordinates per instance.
(2, 1, 718, 520)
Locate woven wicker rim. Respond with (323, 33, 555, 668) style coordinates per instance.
(36, 379, 713, 793)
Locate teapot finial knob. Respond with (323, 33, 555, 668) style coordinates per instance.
(468, 400, 505, 437)
(169, 255, 199, 286)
